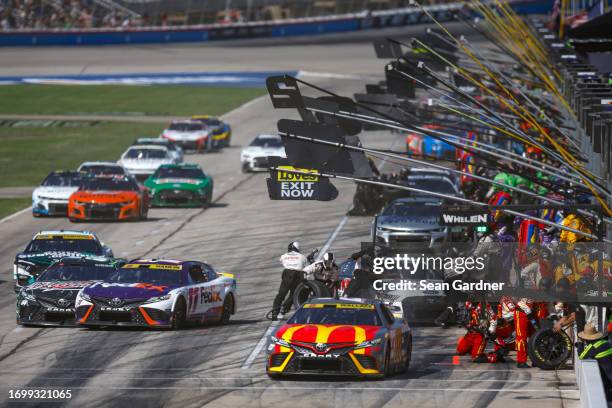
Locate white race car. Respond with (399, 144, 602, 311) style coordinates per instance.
(133, 137, 184, 163)
(240, 134, 286, 172)
(161, 120, 216, 152)
(117, 145, 176, 179)
(77, 161, 128, 177)
(32, 171, 82, 217)
(75, 259, 238, 329)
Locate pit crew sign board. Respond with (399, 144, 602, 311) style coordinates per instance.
(267, 166, 338, 201)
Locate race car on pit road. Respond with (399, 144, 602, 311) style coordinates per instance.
(16, 256, 125, 327)
(240, 134, 286, 172)
(13, 230, 113, 291)
(191, 115, 232, 148)
(75, 259, 237, 329)
(266, 298, 411, 378)
(144, 163, 213, 208)
(32, 171, 83, 217)
(132, 137, 184, 163)
(77, 161, 128, 177)
(117, 145, 177, 180)
(161, 120, 220, 152)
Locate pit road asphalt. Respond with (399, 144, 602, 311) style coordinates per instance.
(0, 23, 579, 408)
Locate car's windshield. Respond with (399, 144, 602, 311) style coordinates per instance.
(405, 178, 456, 195)
(197, 118, 220, 126)
(382, 201, 441, 217)
(249, 137, 283, 148)
(154, 167, 204, 179)
(168, 123, 204, 132)
(288, 305, 381, 326)
(108, 265, 184, 285)
(80, 178, 138, 191)
(124, 148, 168, 159)
(41, 173, 81, 187)
(79, 165, 125, 176)
(39, 262, 115, 281)
(26, 236, 102, 254)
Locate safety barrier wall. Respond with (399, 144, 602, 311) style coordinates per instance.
(573, 341, 608, 408)
(0, 1, 551, 47)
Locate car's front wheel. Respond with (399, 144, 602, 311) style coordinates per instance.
(219, 294, 234, 325)
(172, 297, 186, 330)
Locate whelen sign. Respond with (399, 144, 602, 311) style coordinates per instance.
(439, 207, 489, 226)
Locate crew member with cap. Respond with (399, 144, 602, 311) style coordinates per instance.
(578, 323, 612, 394)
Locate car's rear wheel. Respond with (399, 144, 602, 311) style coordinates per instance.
(172, 297, 186, 330)
(219, 294, 234, 325)
(384, 342, 393, 377)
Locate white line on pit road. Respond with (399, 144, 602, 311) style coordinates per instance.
(240, 136, 401, 369)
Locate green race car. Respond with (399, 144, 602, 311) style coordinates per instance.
(144, 164, 213, 207)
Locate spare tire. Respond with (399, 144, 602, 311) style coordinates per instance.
(293, 281, 332, 309)
(528, 328, 573, 370)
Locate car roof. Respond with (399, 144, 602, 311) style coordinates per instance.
(127, 145, 168, 151)
(135, 138, 171, 144)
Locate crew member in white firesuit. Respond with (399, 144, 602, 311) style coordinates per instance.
(271, 241, 309, 321)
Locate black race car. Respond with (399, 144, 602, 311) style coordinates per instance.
(16, 256, 124, 327)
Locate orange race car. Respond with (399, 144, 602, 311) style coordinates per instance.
(68, 176, 149, 222)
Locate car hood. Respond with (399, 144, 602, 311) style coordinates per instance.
(242, 146, 286, 158)
(275, 324, 382, 344)
(83, 281, 177, 299)
(15, 252, 95, 266)
(25, 280, 99, 300)
(163, 130, 209, 140)
(33, 186, 79, 199)
(378, 215, 441, 231)
(71, 191, 139, 203)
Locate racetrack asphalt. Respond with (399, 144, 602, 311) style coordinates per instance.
(0, 24, 580, 408)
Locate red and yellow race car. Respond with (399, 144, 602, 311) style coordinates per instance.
(68, 176, 149, 222)
(266, 298, 411, 378)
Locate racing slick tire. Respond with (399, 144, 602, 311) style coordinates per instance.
(171, 297, 187, 330)
(219, 293, 234, 325)
(224, 134, 231, 148)
(292, 281, 332, 309)
(397, 335, 412, 374)
(241, 163, 250, 173)
(384, 342, 394, 377)
(528, 328, 573, 370)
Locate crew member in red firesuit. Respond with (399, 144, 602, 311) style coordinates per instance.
(457, 301, 488, 363)
(487, 297, 515, 363)
(514, 297, 535, 368)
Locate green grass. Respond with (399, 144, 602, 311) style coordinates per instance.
(0, 122, 164, 188)
(0, 198, 31, 219)
(0, 85, 265, 188)
(0, 85, 265, 116)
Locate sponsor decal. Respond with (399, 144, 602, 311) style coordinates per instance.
(439, 206, 489, 226)
(303, 303, 374, 309)
(35, 234, 94, 240)
(267, 166, 338, 201)
(28, 281, 92, 290)
(123, 263, 182, 271)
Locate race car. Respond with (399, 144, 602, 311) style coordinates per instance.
(191, 115, 232, 147)
(13, 230, 113, 290)
(240, 134, 286, 172)
(75, 259, 237, 329)
(266, 298, 411, 378)
(161, 120, 219, 152)
(406, 125, 457, 161)
(144, 163, 213, 207)
(16, 256, 124, 326)
(132, 137, 184, 163)
(77, 162, 128, 177)
(117, 145, 177, 180)
(68, 176, 149, 222)
(32, 171, 83, 217)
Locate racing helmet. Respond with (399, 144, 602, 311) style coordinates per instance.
(288, 241, 300, 253)
(323, 252, 334, 269)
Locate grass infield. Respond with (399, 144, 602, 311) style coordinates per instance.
(0, 85, 265, 189)
(0, 198, 31, 219)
